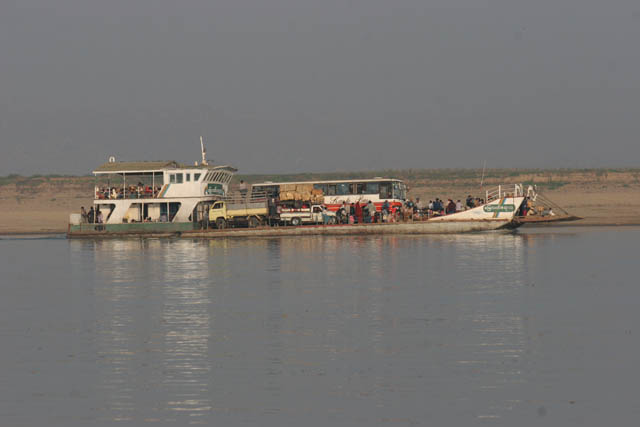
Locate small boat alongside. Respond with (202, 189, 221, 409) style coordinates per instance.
(513, 186, 582, 225)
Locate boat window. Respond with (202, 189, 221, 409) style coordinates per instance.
(194, 173, 201, 181)
(336, 183, 350, 195)
(205, 183, 224, 196)
(169, 202, 181, 221)
(176, 173, 183, 184)
(186, 173, 191, 182)
(169, 174, 176, 184)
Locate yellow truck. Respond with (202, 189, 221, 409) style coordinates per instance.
(208, 197, 272, 229)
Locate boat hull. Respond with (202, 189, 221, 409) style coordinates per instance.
(67, 219, 517, 238)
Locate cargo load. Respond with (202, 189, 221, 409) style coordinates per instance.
(279, 187, 324, 204)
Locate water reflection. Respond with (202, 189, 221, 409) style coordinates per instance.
(65, 231, 580, 423)
(69, 239, 215, 423)
(159, 240, 211, 423)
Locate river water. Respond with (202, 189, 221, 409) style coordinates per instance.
(1, 227, 638, 426)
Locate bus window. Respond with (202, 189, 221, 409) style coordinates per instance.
(365, 182, 379, 194)
(327, 184, 337, 195)
(379, 182, 392, 199)
(314, 184, 327, 194)
(260, 185, 279, 197)
(176, 173, 183, 184)
(356, 183, 365, 194)
(392, 182, 406, 200)
(169, 174, 176, 184)
(336, 183, 350, 195)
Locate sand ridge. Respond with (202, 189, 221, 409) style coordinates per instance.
(1, 170, 639, 233)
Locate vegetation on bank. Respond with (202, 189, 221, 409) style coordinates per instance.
(1, 168, 639, 189)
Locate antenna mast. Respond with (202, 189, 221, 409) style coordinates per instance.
(480, 160, 487, 189)
(200, 136, 209, 166)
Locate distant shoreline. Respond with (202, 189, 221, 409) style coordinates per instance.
(1, 168, 638, 234)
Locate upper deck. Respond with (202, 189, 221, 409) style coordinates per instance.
(92, 160, 237, 200)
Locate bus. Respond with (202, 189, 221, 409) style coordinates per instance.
(251, 178, 407, 212)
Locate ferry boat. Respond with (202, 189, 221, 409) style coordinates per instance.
(68, 138, 237, 235)
(69, 174, 526, 239)
(67, 137, 532, 237)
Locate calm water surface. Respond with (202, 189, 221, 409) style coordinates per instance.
(1, 228, 639, 426)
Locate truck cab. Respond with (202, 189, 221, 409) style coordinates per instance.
(209, 201, 227, 224)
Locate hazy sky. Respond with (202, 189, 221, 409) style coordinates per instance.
(1, 0, 640, 175)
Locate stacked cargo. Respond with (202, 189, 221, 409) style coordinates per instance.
(279, 184, 324, 204)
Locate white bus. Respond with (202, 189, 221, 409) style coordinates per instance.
(251, 178, 407, 212)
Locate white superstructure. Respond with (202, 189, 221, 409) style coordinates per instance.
(91, 158, 236, 225)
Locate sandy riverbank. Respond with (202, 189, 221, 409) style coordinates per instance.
(1, 170, 639, 233)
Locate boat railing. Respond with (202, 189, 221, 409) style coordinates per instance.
(221, 191, 269, 204)
(485, 184, 524, 203)
(94, 186, 163, 200)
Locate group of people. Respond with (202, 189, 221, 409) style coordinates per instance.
(80, 206, 103, 224)
(321, 194, 489, 225)
(333, 200, 409, 224)
(95, 184, 161, 200)
(394, 194, 489, 219)
(334, 200, 373, 224)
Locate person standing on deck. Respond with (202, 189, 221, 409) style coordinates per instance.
(340, 202, 348, 224)
(80, 207, 87, 223)
(382, 200, 390, 215)
(355, 201, 363, 224)
(321, 205, 330, 225)
(466, 195, 474, 209)
(367, 200, 375, 223)
(239, 180, 248, 198)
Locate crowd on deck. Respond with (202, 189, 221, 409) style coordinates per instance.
(95, 183, 161, 199)
(326, 194, 488, 224)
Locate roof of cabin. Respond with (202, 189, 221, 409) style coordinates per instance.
(93, 161, 180, 174)
(93, 161, 238, 174)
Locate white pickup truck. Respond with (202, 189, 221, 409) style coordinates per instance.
(279, 205, 336, 226)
